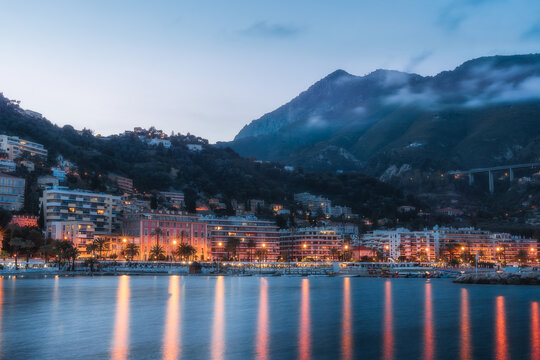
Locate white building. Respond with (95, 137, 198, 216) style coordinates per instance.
(47, 221, 95, 253)
(0, 173, 25, 211)
(0, 160, 16, 173)
(41, 187, 122, 235)
(0, 135, 47, 160)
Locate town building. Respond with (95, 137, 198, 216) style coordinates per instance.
(0, 160, 16, 173)
(203, 215, 280, 261)
(186, 144, 203, 151)
(41, 187, 122, 235)
(47, 221, 95, 255)
(159, 191, 185, 209)
(279, 227, 343, 261)
(0, 135, 47, 160)
(294, 192, 332, 216)
(109, 174, 134, 193)
(352, 245, 377, 260)
(51, 168, 67, 182)
(122, 210, 209, 261)
(0, 173, 25, 211)
(359, 227, 538, 263)
(9, 215, 38, 228)
(37, 175, 59, 190)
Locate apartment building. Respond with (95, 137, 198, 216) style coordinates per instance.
(279, 227, 343, 261)
(41, 187, 122, 235)
(203, 215, 280, 261)
(359, 227, 538, 263)
(47, 221, 95, 254)
(123, 210, 209, 261)
(0, 135, 47, 160)
(0, 173, 25, 211)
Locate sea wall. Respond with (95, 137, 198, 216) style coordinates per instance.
(454, 271, 540, 285)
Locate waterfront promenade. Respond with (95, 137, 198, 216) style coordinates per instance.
(1, 258, 531, 279)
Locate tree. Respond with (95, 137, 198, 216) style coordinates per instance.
(255, 248, 269, 262)
(174, 243, 196, 260)
(10, 237, 34, 269)
(246, 239, 256, 262)
(515, 249, 528, 264)
(93, 238, 107, 259)
(40, 243, 56, 263)
(149, 244, 165, 261)
(152, 228, 163, 247)
(225, 237, 241, 260)
(330, 248, 340, 261)
(86, 242, 98, 258)
(54, 240, 79, 270)
(123, 243, 140, 262)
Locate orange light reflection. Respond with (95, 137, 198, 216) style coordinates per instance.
(495, 296, 508, 360)
(422, 282, 434, 360)
(382, 280, 393, 360)
(341, 277, 353, 360)
(531, 302, 539, 360)
(111, 275, 130, 360)
(163, 276, 181, 360)
(298, 278, 311, 360)
(256, 278, 269, 360)
(211, 276, 225, 360)
(460, 288, 472, 360)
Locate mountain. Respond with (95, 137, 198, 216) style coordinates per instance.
(224, 54, 540, 175)
(0, 93, 414, 218)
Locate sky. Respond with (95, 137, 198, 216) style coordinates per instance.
(1, 0, 540, 143)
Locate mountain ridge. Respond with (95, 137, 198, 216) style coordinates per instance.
(224, 53, 540, 175)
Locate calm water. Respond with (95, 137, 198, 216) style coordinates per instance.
(0, 276, 539, 360)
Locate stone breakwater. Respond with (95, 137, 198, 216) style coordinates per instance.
(454, 271, 540, 285)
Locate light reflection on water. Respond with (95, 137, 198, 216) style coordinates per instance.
(460, 288, 472, 360)
(382, 280, 393, 360)
(111, 275, 130, 360)
(341, 277, 352, 360)
(532, 301, 540, 360)
(298, 278, 311, 360)
(423, 282, 434, 360)
(256, 278, 269, 360)
(0, 276, 538, 360)
(211, 276, 225, 360)
(163, 275, 181, 360)
(495, 296, 508, 360)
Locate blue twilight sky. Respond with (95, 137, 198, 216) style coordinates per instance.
(1, 0, 540, 143)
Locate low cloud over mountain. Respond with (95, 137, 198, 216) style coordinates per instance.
(222, 54, 540, 175)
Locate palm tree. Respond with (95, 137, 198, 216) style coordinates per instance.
(93, 238, 107, 260)
(174, 243, 197, 261)
(246, 239, 256, 262)
(255, 248, 269, 262)
(10, 237, 33, 270)
(149, 244, 165, 261)
(123, 243, 140, 262)
(152, 228, 163, 247)
(226, 237, 241, 261)
(54, 240, 79, 270)
(515, 249, 528, 264)
(330, 248, 340, 261)
(86, 242, 98, 258)
(40, 244, 56, 263)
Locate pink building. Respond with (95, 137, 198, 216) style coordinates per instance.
(9, 215, 38, 228)
(123, 210, 209, 261)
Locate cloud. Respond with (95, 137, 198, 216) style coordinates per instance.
(240, 21, 301, 39)
(522, 22, 540, 39)
(404, 51, 433, 73)
(436, 0, 499, 31)
(384, 86, 441, 107)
